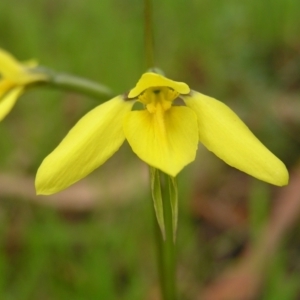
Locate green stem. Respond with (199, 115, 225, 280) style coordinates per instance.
(153, 171, 177, 300)
(34, 67, 114, 100)
(144, 0, 155, 69)
(144, 1, 176, 298)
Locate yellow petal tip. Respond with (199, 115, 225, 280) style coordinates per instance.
(272, 164, 289, 186)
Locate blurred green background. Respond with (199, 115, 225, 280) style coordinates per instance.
(1, 0, 300, 299)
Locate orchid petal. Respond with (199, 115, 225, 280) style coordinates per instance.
(36, 96, 134, 194)
(0, 48, 47, 84)
(0, 48, 24, 79)
(0, 87, 23, 121)
(124, 106, 198, 176)
(183, 91, 288, 186)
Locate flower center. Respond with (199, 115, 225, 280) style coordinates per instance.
(138, 87, 179, 114)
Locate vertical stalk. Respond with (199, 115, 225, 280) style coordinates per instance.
(153, 171, 177, 300)
(144, 0, 155, 69)
(144, 1, 177, 298)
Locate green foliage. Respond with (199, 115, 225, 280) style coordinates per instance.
(0, 200, 152, 299)
(263, 250, 300, 300)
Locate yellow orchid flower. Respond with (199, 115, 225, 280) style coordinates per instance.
(36, 72, 289, 195)
(0, 48, 47, 121)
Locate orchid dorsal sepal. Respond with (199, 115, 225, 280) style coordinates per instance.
(128, 72, 190, 99)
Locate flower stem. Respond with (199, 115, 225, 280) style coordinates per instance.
(33, 67, 114, 100)
(144, 0, 155, 69)
(153, 170, 177, 300)
(144, 1, 176, 298)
